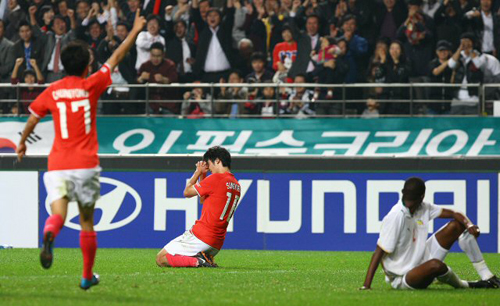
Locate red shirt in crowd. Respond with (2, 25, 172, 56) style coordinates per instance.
(272, 41, 298, 71)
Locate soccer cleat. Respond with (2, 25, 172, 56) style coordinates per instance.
(195, 252, 216, 268)
(80, 273, 100, 290)
(468, 280, 494, 289)
(200, 252, 218, 267)
(40, 232, 54, 269)
(487, 276, 500, 288)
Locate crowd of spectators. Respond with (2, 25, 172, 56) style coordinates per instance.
(1, 0, 500, 117)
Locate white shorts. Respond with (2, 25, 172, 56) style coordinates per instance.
(44, 166, 101, 207)
(164, 230, 219, 257)
(386, 274, 416, 290)
(386, 233, 448, 290)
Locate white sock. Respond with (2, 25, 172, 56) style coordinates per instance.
(458, 232, 494, 280)
(437, 266, 469, 289)
(472, 260, 494, 281)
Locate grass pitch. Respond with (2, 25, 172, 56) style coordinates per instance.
(1, 249, 499, 305)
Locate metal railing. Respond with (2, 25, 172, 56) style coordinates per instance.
(0, 82, 494, 118)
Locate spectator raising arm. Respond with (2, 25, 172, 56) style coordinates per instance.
(28, 6, 37, 26)
(448, 43, 463, 69)
(30, 59, 44, 83)
(11, 58, 24, 81)
(68, 9, 77, 30)
(107, 9, 146, 72)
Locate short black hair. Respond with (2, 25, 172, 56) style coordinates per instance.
(250, 51, 266, 63)
(461, 32, 476, 44)
(207, 8, 222, 18)
(294, 73, 307, 81)
(18, 20, 32, 31)
(306, 14, 320, 23)
(341, 14, 356, 26)
(116, 21, 131, 31)
(402, 177, 426, 201)
(147, 14, 161, 24)
(175, 19, 187, 28)
(150, 42, 164, 52)
(23, 69, 36, 79)
(61, 40, 90, 76)
(203, 146, 231, 169)
(229, 69, 243, 79)
(325, 36, 336, 45)
(76, 0, 90, 6)
(53, 14, 66, 23)
(281, 24, 294, 38)
(408, 0, 423, 6)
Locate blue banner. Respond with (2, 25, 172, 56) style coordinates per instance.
(39, 172, 498, 252)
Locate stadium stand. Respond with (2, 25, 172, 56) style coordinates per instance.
(1, 0, 500, 117)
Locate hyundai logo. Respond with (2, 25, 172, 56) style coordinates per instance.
(44, 177, 142, 231)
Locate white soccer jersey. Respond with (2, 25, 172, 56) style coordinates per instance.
(377, 201, 443, 277)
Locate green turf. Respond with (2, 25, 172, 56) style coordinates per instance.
(0, 249, 499, 305)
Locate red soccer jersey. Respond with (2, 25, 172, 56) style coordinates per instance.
(29, 64, 112, 171)
(272, 41, 298, 71)
(192, 172, 241, 250)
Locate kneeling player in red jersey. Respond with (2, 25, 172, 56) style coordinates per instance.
(156, 146, 241, 268)
(16, 10, 146, 290)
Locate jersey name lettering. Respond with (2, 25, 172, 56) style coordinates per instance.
(52, 89, 89, 100)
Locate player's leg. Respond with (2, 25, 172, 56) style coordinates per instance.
(405, 259, 468, 289)
(157, 231, 216, 268)
(156, 249, 172, 267)
(40, 197, 69, 269)
(78, 203, 99, 290)
(429, 220, 498, 285)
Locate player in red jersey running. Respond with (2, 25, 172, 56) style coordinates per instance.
(16, 10, 146, 290)
(156, 146, 241, 268)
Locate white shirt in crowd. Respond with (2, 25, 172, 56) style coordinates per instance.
(377, 201, 443, 278)
(204, 27, 231, 72)
(47, 35, 64, 72)
(181, 38, 192, 73)
(448, 52, 482, 104)
(107, 67, 130, 94)
(307, 34, 319, 73)
(448, 50, 500, 104)
(481, 11, 495, 53)
(135, 31, 166, 70)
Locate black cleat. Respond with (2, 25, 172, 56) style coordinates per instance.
(40, 232, 54, 269)
(195, 252, 216, 268)
(468, 280, 495, 289)
(487, 276, 500, 288)
(201, 251, 219, 268)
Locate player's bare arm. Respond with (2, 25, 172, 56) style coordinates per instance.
(184, 161, 208, 198)
(439, 208, 480, 238)
(361, 245, 386, 290)
(16, 114, 41, 162)
(198, 170, 207, 203)
(106, 9, 146, 71)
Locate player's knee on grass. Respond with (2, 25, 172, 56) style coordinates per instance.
(427, 259, 448, 275)
(156, 249, 170, 267)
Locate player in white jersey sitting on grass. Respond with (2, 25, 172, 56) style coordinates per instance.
(361, 177, 500, 290)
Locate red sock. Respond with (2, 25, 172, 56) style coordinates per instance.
(80, 231, 97, 280)
(43, 214, 64, 238)
(166, 253, 199, 267)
